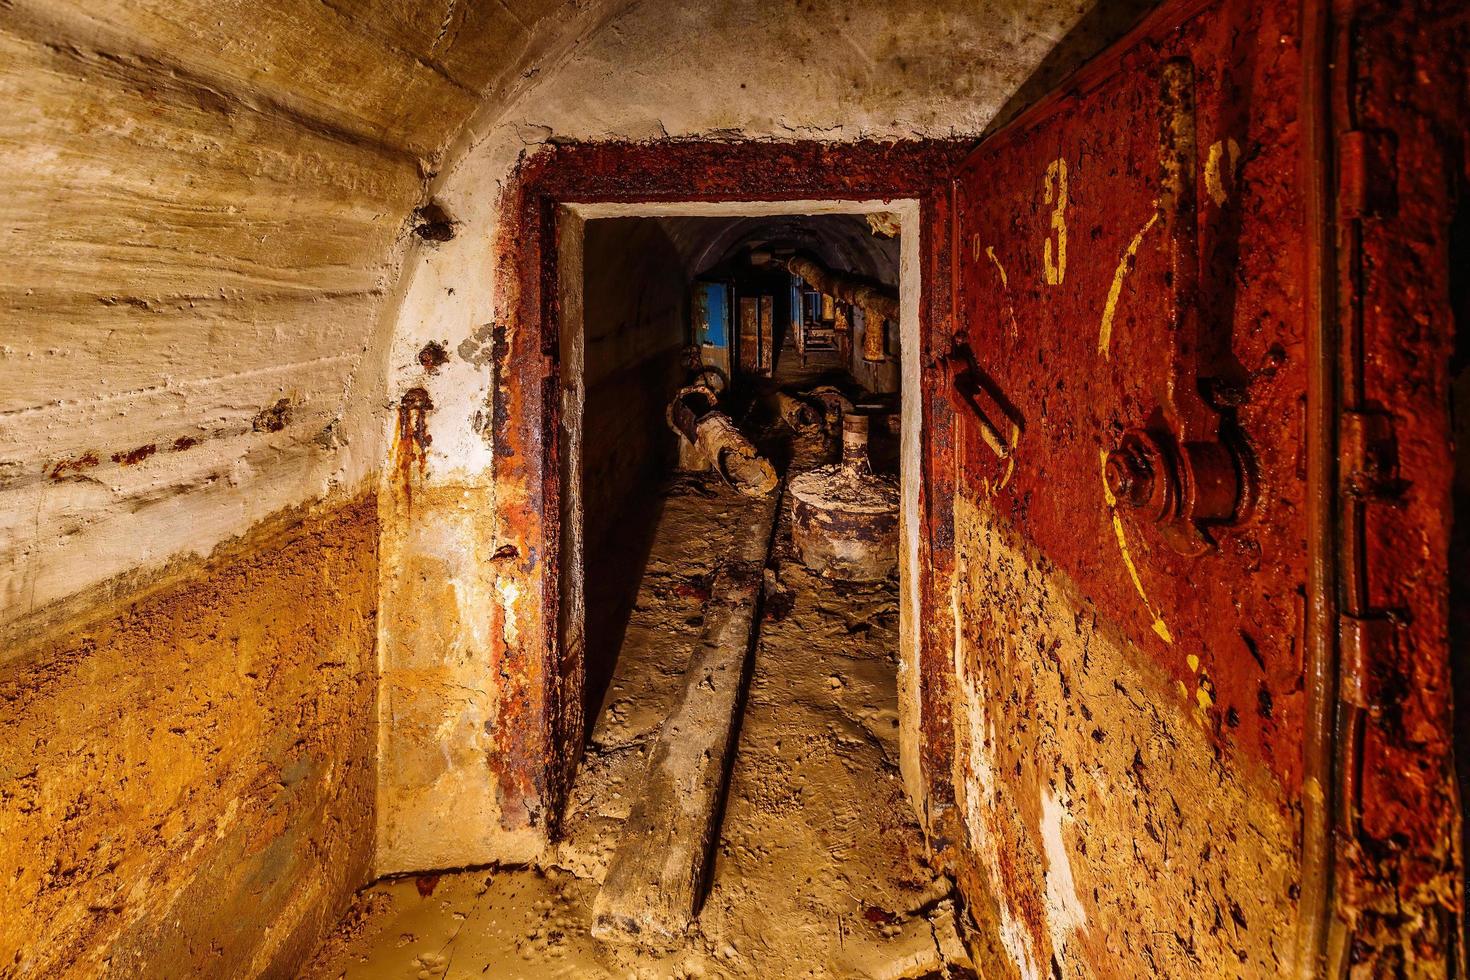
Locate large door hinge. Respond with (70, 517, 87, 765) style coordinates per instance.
(1338, 129, 1398, 220)
(1340, 409, 1404, 500)
(1339, 613, 1403, 710)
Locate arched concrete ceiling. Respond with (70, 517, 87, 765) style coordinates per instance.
(1, 0, 1135, 638)
(658, 214, 900, 283)
(0, 0, 631, 637)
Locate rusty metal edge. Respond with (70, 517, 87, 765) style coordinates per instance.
(953, 0, 1217, 179)
(1298, 0, 1344, 976)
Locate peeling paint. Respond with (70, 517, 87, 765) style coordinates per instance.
(1096, 213, 1158, 358)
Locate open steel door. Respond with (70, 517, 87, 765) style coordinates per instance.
(937, 0, 1464, 975)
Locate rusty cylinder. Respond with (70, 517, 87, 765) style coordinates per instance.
(862, 310, 887, 363)
(840, 411, 870, 472)
(789, 413, 899, 581)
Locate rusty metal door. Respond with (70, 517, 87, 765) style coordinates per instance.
(938, 0, 1463, 974)
(738, 295, 759, 375)
(758, 294, 774, 375)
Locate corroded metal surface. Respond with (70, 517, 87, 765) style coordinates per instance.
(791, 414, 899, 582)
(945, 0, 1318, 973)
(1328, 0, 1468, 967)
(667, 385, 778, 497)
(943, 0, 1465, 973)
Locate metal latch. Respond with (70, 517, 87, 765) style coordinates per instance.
(944, 342, 1020, 460)
(1338, 129, 1399, 220)
(1340, 410, 1403, 500)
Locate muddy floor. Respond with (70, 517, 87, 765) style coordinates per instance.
(302, 381, 969, 979)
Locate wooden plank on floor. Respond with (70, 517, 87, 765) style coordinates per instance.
(590, 490, 781, 947)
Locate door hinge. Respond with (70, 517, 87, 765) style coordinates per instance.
(1340, 409, 1404, 500)
(1339, 613, 1400, 710)
(1338, 129, 1398, 220)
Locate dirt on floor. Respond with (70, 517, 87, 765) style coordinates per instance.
(302, 388, 971, 979)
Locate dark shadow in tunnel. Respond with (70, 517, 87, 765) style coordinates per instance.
(583, 492, 666, 728)
(579, 217, 690, 733)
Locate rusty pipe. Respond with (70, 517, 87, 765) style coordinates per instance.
(785, 255, 899, 323)
(1297, 0, 1344, 976)
(667, 385, 777, 497)
(841, 412, 871, 475)
(861, 310, 887, 363)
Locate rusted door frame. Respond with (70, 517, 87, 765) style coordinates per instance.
(489, 140, 967, 836)
(1299, 0, 1340, 972)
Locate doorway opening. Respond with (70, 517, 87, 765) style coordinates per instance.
(557, 200, 927, 806)
(569, 209, 911, 733)
(520, 200, 965, 972)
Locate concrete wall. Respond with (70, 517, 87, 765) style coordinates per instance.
(0, 0, 622, 970)
(581, 218, 688, 563)
(0, 493, 378, 977)
(0, 0, 621, 646)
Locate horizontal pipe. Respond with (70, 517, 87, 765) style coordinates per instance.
(785, 255, 900, 323)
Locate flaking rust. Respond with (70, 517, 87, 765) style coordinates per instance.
(790, 412, 898, 582)
(943, 0, 1323, 973)
(393, 386, 433, 509)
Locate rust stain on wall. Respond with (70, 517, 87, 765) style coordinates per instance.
(393, 386, 434, 510)
(110, 443, 158, 466)
(252, 397, 293, 433)
(417, 340, 450, 374)
(48, 451, 100, 480)
(0, 492, 379, 977)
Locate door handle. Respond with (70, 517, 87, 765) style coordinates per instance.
(945, 342, 1020, 461)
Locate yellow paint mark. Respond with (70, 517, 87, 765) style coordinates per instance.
(997, 422, 1020, 491)
(1177, 681, 1190, 700)
(1204, 138, 1241, 206)
(1186, 654, 1200, 673)
(1097, 213, 1158, 358)
(1043, 158, 1068, 286)
(1196, 685, 1214, 711)
(1101, 450, 1173, 644)
(985, 422, 1022, 498)
(985, 246, 1020, 337)
(985, 246, 1008, 288)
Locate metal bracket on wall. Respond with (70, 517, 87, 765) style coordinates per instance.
(944, 341, 1021, 461)
(1102, 57, 1253, 556)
